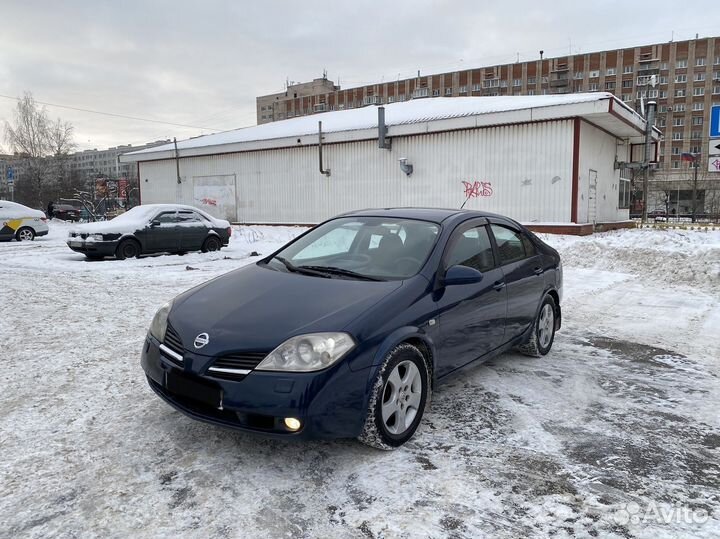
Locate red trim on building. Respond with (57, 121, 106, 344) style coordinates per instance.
(571, 117, 580, 224)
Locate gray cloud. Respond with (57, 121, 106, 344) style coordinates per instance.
(1, 0, 717, 151)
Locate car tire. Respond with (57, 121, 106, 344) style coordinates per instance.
(16, 227, 35, 241)
(516, 294, 557, 357)
(201, 236, 221, 253)
(115, 238, 141, 260)
(358, 343, 430, 450)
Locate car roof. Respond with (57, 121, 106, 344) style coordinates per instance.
(336, 207, 511, 224)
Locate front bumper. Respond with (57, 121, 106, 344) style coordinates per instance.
(67, 239, 118, 256)
(141, 335, 372, 440)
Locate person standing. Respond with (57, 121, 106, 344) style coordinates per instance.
(47, 201, 55, 219)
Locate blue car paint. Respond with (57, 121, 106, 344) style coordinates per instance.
(141, 208, 562, 440)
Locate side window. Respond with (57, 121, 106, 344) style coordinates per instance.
(490, 224, 527, 265)
(177, 211, 202, 224)
(155, 212, 178, 224)
(446, 225, 495, 272)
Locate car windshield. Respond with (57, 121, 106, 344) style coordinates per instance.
(267, 217, 440, 280)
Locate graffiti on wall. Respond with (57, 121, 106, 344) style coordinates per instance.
(462, 180, 493, 198)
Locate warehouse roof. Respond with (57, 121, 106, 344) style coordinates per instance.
(120, 93, 658, 162)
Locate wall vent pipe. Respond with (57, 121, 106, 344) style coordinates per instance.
(378, 107, 391, 150)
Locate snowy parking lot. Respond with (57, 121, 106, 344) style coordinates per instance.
(1, 222, 719, 539)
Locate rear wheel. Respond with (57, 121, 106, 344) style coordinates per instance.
(16, 227, 35, 241)
(517, 295, 557, 357)
(115, 239, 140, 260)
(358, 343, 430, 450)
(201, 236, 221, 253)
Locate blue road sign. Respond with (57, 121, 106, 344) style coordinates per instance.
(711, 105, 720, 138)
(6, 166, 14, 185)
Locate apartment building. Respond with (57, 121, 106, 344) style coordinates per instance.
(69, 140, 171, 180)
(257, 37, 720, 214)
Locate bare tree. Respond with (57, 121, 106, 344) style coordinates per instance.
(3, 92, 76, 208)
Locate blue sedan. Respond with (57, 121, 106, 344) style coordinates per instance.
(141, 208, 562, 449)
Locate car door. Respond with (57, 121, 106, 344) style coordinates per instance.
(177, 210, 209, 251)
(434, 220, 508, 378)
(144, 210, 181, 252)
(0, 204, 14, 240)
(488, 221, 545, 340)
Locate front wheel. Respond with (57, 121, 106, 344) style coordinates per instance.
(516, 295, 557, 357)
(16, 227, 35, 241)
(358, 343, 430, 450)
(115, 239, 141, 260)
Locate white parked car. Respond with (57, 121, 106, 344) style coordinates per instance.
(0, 200, 49, 241)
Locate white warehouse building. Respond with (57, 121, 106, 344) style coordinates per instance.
(120, 93, 659, 234)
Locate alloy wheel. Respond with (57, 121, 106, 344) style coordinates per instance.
(538, 303, 554, 349)
(381, 360, 423, 435)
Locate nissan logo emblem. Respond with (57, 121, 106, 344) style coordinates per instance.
(193, 333, 210, 349)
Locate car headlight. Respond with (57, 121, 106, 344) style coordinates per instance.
(149, 300, 173, 342)
(256, 332, 355, 372)
(90, 233, 104, 241)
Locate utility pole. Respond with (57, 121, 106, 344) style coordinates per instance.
(173, 138, 181, 184)
(692, 155, 699, 223)
(642, 100, 657, 224)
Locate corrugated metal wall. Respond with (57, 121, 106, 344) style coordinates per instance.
(139, 120, 576, 224)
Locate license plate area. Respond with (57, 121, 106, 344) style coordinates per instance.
(68, 240, 82, 247)
(166, 370, 222, 409)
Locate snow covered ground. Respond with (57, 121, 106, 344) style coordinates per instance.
(1, 222, 719, 539)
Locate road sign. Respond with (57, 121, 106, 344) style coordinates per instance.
(6, 166, 14, 185)
(711, 105, 720, 138)
(709, 156, 720, 173)
(712, 141, 720, 156)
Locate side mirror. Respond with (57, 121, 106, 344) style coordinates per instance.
(443, 265, 484, 286)
(150, 219, 161, 227)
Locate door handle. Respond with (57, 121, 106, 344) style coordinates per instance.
(533, 267, 544, 275)
(493, 280, 506, 291)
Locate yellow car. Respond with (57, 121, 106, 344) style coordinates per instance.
(0, 200, 49, 241)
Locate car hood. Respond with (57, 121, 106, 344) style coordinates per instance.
(168, 263, 403, 355)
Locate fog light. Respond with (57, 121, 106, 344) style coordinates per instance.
(284, 417, 302, 431)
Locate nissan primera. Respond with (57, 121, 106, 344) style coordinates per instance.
(142, 208, 562, 449)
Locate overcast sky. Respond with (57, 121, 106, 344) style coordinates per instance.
(1, 0, 718, 152)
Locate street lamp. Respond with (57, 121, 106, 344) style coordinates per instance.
(680, 152, 701, 222)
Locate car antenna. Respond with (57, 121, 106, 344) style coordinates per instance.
(460, 191, 472, 210)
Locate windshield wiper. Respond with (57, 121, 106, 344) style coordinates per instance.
(298, 265, 385, 281)
(270, 256, 331, 278)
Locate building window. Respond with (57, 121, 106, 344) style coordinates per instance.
(589, 83, 599, 91)
(575, 85, 584, 92)
(471, 83, 481, 91)
(574, 71, 583, 79)
(659, 90, 668, 99)
(606, 68, 616, 76)
(527, 90, 535, 96)
(623, 65, 634, 74)
(714, 71, 720, 81)
(459, 85, 467, 94)
(445, 87, 452, 96)
(622, 93, 632, 102)
(673, 118, 684, 127)
(483, 79, 499, 88)
(675, 88, 686, 97)
(606, 81, 616, 90)
(696, 57, 706, 67)
(672, 146, 681, 155)
(527, 77, 536, 85)
(658, 117, 666, 127)
(692, 102, 704, 111)
(693, 87, 705, 96)
(622, 80, 632, 88)
(692, 116, 703, 125)
(689, 145, 701, 154)
(619, 178, 631, 209)
(695, 73, 706, 82)
(659, 75, 668, 84)
(513, 79, 521, 87)
(589, 70, 599, 78)
(388, 96, 395, 103)
(676, 59, 688, 68)
(716, 56, 720, 65)
(648, 89, 658, 98)
(432, 89, 440, 97)
(672, 160, 681, 169)
(674, 103, 686, 112)
(671, 132, 683, 140)
(714, 86, 720, 95)
(675, 74, 687, 83)
(412, 88, 429, 98)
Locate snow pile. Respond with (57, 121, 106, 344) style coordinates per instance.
(542, 228, 720, 292)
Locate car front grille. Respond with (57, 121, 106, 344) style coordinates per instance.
(69, 232, 89, 239)
(163, 324, 184, 355)
(207, 351, 268, 381)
